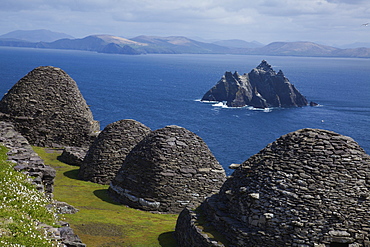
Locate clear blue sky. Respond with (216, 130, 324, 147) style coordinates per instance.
(1, 0, 369, 45)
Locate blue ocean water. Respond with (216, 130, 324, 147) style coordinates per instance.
(0, 47, 369, 175)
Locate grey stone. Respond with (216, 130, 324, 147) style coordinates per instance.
(58, 146, 88, 166)
(54, 201, 79, 214)
(0, 66, 100, 147)
(201, 60, 308, 108)
(78, 119, 151, 185)
(109, 125, 226, 214)
(58, 226, 86, 247)
(0, 120, 84, 246)
(176, 128, 370, 246)
(229, 163, 240, 169)
(0, 121, 55, 195)
(175, 207, 225, 247)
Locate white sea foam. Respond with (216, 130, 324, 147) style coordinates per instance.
(198, 99, 274, 112)
(197, 99, 219, 104)
(212, 102, 228, 108)
(214, 103, 273, 112)
(247, 106, 273, 112)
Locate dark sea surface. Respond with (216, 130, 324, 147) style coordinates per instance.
(0, 47, 369, 175)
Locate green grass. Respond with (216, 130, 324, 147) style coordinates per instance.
(0, 145, 58, 247)
(33, 147, 178, 247)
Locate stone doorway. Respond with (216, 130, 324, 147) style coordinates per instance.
(330, 243, 349, 247)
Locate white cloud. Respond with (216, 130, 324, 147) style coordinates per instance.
(0, 0, 369, 45)
(256, 0, 336, 16)
(327, 0, 368, 4)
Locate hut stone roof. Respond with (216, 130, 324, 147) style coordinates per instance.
(0, 66, 99, 147)
(109, 125, 226, 213)
(176, 128, 370, 247)
(78, 119, 151, 185)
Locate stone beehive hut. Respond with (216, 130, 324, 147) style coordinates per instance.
(176, 128, 370, 247)
(0, 66, 100, 147)
(108, 125, 226, 214)
(78, 119, 151, 185)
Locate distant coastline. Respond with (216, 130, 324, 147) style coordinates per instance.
(1, 30, 370, 58)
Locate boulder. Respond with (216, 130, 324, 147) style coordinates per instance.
(0, 66, 100, 147)
(58, 146, 89, 166)
(201, 60, 308, 108)
(78, 119, 151, 185)
(52, 201, 79, 214)
(176, 128, 370, 246)
(109, 125, 226, 213)
(58, 226, 86, 247)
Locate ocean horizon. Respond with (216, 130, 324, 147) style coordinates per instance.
(0, 47, 369, 175)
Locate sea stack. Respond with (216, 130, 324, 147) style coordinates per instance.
(201, 60, 308, 108)
(175, 128, 370, 246)
(0, 66, 100, 147)
(78, 119, 151, 185)
(108, 125, 226, 214)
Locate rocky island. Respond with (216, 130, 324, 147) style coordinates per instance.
(201, 60, 308, 108)
(1, 65, 370, 246)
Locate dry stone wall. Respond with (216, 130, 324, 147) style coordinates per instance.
(0, 120, 85, 246)
(0, 66, 100, 148)
(0, 121, 55, 195)
(109, 125, 226, 214)
(78, 119, 151, 185)
(176, 128, 370, 247)
(175, 207, 225, 247)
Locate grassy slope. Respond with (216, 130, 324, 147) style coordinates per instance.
(33, 147, 178, 247)
(0, 146, 58, 246)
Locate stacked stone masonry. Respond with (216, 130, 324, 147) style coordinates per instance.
(0, 66, 100, 148)
(0, 121, 55, 195)
(175, 207, 225, 247)
(3, 65, 369, 246)
(176, 128, 370, 247)
(78, 119, 151, 185)
(0, 120, 85, 246)
(109, 125, 226, 214)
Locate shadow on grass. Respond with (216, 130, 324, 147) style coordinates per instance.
(63, 168, 81, 180)
(93, 189, 121, 205)
(158, 231, 176, 247)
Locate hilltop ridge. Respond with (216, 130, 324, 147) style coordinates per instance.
(1, 29, 370, 57)
(1, 65, 370, 246)
(0, 29, 74, 42)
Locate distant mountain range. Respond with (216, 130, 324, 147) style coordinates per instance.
(212, 39, 264, 49)
(1, 29, 370, 58)
(339, 42, 370, 49)
(0, 29, 74, 42)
